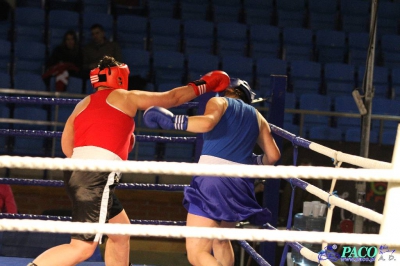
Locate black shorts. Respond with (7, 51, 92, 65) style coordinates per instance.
(63, 170, 124, 242)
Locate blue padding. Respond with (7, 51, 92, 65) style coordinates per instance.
(0, 231, 103, 261)
(0, 231, 70, 258)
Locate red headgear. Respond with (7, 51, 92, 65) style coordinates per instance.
(90, 63, 130, 90)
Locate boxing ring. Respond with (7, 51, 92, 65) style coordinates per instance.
(0, 93, 399, 266)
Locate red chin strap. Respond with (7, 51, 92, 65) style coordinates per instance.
(90, 64, 130, 90)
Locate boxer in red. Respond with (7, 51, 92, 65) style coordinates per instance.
(28, 55, 230, 266)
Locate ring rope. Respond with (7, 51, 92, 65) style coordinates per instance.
(0, 95, 199, 109)
(269, 124, 392, 169)
(0, 129, 197, 143)
(0, 177, 188, 191)
(237, 240, 271, 266)
(0, 213, 186, 226)
(0, 156, 396, 182)
(0, 219, 398, 246)
(265, 224, 334, 266)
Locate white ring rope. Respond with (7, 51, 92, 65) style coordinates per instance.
(0, 219, 399, 247)
(308, 143, 392, 169)
(0, 156, 397, 182)
(305, 182, 382, 224)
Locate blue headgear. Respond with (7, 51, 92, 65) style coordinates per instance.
(229, 78, 256, 104)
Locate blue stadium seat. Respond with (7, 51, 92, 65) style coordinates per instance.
(315, 29, 346, 64)
(211, 4, 241, 23)
(380, 34, 400, 69)
(307, 0, 339, 30)
(309, 126, 343, 141)
(82, 0, 110, 13)
(255, 58, 287, 95)
(147, 0, 177, 18)
(323, 63, 356, 97)
(152, 51, 185, 86)
(0, 40, 11, 73)
(0, 73, 11, 88)
(276, 9, 306, 28)
(243, 8, 272, 26)
(12, 106, 49, 156)
(149, 17, 181, 51)
(249, 24, 281, 59)
(216, 22, 248, 56)
(371, 98, 400, 132)
(289, 60, 322, 95)
(182, 19, 214, 54)
(282, 27, 314, 61)
(333, 95, 361, 131)
(276, 0, 306, 12)
(163, 142, 194, 162)
(376, 1, 400, 37)
(13, 41, 46, 75)
(391, 68, 400, 101)
(180, 2, 209, 21)
(347, 32, 370, 66)
(186, 53, 220, 82)
(14, 7, 45, 43)
(284, 92, 297, 131)
(48, 10, 80, 32)
(299, 93, 332, 135)
(220, 55, 254, 88)
(14, 73, 47, 91)
(344, 128, 379, 144)
(381, 130, 397, 146)
(357, 66, 389, 98)
(341, 15, 369, 33)
(130, 141, 158, 161)
(116, 15, 148, 49)
(49, 76, 84, 94)
(121, 48, 150, 80)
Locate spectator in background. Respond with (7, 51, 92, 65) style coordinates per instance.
(82, 24, 122, 77)
(42, 30, 82, 92)
(0, 184, 17, 213)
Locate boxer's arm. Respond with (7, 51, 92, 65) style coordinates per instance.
(61, 115, 74, 158)
(256, 111, 281, 165)
(131, 85, 197, 111)
(186, 97, 226, 133)
(61, 98, 89, 158)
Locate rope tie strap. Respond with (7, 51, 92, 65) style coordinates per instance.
(327, 191, 339, 208)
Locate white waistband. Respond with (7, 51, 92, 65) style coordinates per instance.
(72, 146, 122, 161)
(198, 155, 241, 165)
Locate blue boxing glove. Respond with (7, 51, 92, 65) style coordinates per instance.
(143, 106, 188, 130)
(251, 153, 264, 165)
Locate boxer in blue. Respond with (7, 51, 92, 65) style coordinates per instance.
(143, 78, 281, 266)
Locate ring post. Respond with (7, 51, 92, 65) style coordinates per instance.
(375, 124, 400, 265)
(260, 75, 287, 265)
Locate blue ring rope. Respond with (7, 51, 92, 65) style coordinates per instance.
(0, 96, 199, 109)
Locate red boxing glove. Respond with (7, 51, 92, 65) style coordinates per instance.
(188, 70, 230, 96)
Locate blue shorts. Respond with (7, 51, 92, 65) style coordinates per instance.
(188, 203, 221, 223)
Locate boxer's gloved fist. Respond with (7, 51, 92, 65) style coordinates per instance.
(143, 106, 188, 130)
(251, 153, 264, 165)
(188, 70, 230, 96)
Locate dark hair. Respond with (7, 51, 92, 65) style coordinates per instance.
(97, 55, 122, 70)
(225, 87, 247, 102)
(90, 23, 105, 31)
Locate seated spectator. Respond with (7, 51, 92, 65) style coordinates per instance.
(0, 184, 17, 213)
(82, 23, 122, 77)
(43, 30, 82, 92)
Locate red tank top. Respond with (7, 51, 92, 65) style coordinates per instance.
(74, 89, 135, 160)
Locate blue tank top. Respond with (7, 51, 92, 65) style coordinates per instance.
(201, 97, 259, 164)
